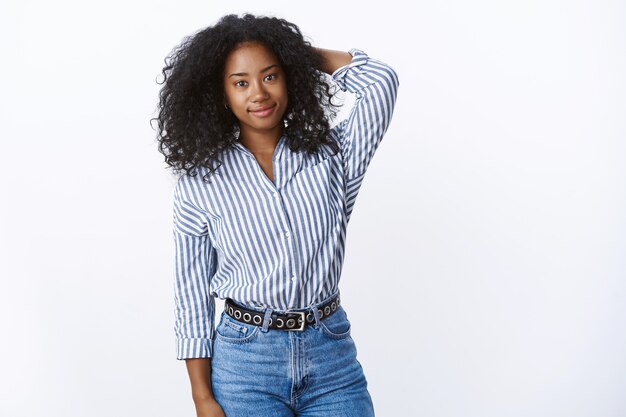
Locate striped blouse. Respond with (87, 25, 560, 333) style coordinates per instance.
(172, 48, 399, 359)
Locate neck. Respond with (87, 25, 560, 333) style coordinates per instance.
(238, 127, 283, 155)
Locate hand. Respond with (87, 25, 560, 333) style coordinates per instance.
(194, 397, 226, 417)
(312, 47, 352, 75)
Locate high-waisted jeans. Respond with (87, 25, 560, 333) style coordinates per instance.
(211, 292, 375, 417)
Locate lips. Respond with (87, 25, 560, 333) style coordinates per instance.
(249, 104, 276, 117)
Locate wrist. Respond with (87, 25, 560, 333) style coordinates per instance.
(192, 391, 216, 403)
(314, 47, 353, 75)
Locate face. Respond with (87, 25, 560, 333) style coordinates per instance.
(223, 42, 288, 141)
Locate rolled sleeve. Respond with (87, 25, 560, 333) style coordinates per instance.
(173, 178, 217, 360)
(330, 48, 400, 182)
(331, 48, 372, 92)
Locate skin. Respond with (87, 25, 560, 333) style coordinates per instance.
(185, 43, 353, 417)
(222, 41, 289, 182)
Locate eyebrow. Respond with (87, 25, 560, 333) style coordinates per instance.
(228, 64, 280, 78)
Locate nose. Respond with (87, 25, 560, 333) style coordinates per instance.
(250, 80, 270, 102)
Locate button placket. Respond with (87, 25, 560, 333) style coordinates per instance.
(274, 197, 298, 291)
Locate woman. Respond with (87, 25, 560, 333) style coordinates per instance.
(154, 13, 399, 417)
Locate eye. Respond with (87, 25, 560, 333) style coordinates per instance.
(265, 73, 277, 81)
(234, 80, 248, 87)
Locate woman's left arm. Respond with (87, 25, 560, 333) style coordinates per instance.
(315, 47, 400, 183)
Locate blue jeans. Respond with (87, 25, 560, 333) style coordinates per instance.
(211, 293, 375, 417)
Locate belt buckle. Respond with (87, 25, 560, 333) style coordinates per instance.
(288, 311, 306, 331)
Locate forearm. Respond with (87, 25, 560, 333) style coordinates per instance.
(314, 47, 352, 75)
(185, 358, 215, 402)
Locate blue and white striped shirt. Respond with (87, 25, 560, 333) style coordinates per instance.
(173, 48, 399, 359)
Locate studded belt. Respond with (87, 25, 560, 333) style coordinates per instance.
(223, 294, 341, 332)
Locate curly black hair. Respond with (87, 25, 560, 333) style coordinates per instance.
(152, 13, 344, 182)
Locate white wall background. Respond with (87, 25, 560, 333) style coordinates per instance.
(1, 1, 625, 416)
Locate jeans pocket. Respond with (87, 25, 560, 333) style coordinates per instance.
(319, 306, 352, 339)
(215, 312, 261, 344)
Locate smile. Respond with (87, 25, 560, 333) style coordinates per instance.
(249, 105, 276, 118)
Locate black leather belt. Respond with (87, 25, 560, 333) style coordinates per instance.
(224, 294, 341, 331)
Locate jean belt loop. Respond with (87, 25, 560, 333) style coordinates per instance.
(310, 303, 321, 329)
(261, 307, 273, 333)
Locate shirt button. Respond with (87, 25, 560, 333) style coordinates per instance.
(284, 231, 290, 238)
(291, 276, 296, 281)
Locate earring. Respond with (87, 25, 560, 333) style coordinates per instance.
(224, 104, 230, 109)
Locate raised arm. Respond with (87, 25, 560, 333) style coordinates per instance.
(317, 47, 400, 194)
